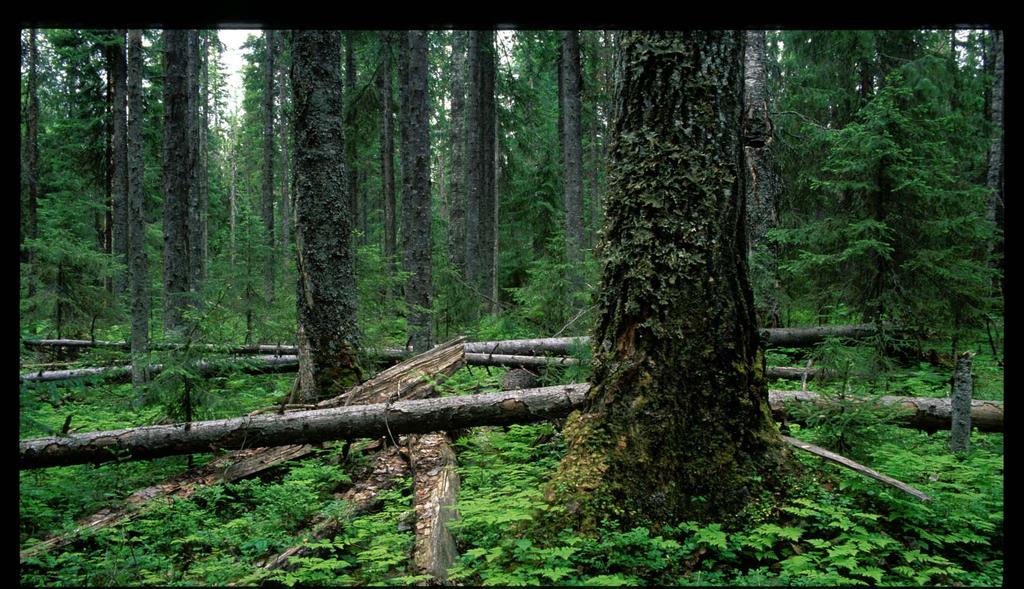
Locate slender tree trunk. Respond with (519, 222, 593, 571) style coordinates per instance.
(399, 31, 434, 352)
(199, 31, 210, 282)
(379, 32, 397, 271)
(27, 28, 39, 297)
(162, 30, 195, 336)
(561, 31, 585, 270)
(448, 31, 467, 274)
(292, 30, 362, 402)
(108, 31, 129, 299)
(492, 117, 500, 313)
(127, 30, 149, 387)
(185, 31, 204, 295)
(986, 29, 1004, 295)
(949, 352, 974, 453)
(278, 33, 291, 277)
(547, 31, 796, 531)
(478, 31, 497, 310)
(742, 30, 782, 328)
(262, 30, 276, 307)
(345, 31, 362, 245)
(464, 32, 483, 301)
(229, 139, 237, 268)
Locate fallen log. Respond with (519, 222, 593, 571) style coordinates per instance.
(21, 383, 1004, 470)
(19, 355, 299, 384)
(762, 323, 878, 348)
(466, 353, 580, 369)
(768, 390, 1003, 433)
(408, 432, 460, 580)
(23, 339, 301, 355)
(19, 339, 466, 561)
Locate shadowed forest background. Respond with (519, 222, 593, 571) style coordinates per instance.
(19, 29, 1003, 586)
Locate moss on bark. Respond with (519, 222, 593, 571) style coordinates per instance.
(545, 31, 799, 533)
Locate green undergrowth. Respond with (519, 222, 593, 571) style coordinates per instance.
(19, 332, 1002, 586)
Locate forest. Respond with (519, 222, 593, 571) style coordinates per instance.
(19, 29, 1003, 586)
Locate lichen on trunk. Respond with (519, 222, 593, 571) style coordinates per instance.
(545, 31, 797, 532)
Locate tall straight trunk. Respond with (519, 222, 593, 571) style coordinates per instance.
(262, 30, 276, 307)
(185, 31, 204, 294)
(379, 32, 397, 269)
(162, 30, 195, 336)
(229, 141, 237, 267)
(561, 30, 584, 269)
(461, 31, 497, 313)
(109, 30, 129, 298)
(742, 30, 782, 328)
(292, 30, 362, 402)
(345, 31, 362, 245)
(547, 31, 795, 531)
(492, 117, 500, 312)
(447, 31, 467, 274)
(399, 31, 433, 352)
(986, 29, 1004, 293)
(127, 30, 149, 386)
(464, 32, 483, 298)
(277, 33, 291, 276)
(198, 31, 210, 282)
(27, 28, 39, 296)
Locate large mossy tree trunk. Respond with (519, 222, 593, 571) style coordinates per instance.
(292, 30, 361, 402)
(547, 31, 796, 532)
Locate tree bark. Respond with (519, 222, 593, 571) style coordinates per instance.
(162, 30, 195, 336)
(22, 383, 1001, 470)
(399, 31, 433, 351)
(292, 30, 362, 402)
(26, 28, 40, 294)
(409, 432, 461, 580)
(546, 31, 796, 530)
(108, 31, 129, 298)
(277, 33, 290, 274)
(185, 31, 204, 293)
(949, 351, 974, 453)
(742, 30, 782, 328)
(448, 31, 468, 275)
(127, 30, 149, 387)
(986, 29, 1004, 294)
(561, 30, 585, 270)
(345, 31, 362, 244)
(198, 31, 210, 282)
(262, 30, 277, 307)
(379, 32, 397, 270)
(465, 31, 497, 311)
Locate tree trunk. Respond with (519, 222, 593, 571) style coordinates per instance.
(162, 30, 195, 336)
(986, 29, 1004, 295)
(26, 28, 40, 296)
(465, 31, 496, 312)
(345, 31, 361, 245)
(448, 31, 467, 274)
(949, 351, 974, 453)
(185, 31, 204, 294)
(127, 30, 149, 387)
(546, 31, 796, 530)
(198, 31, 210, 282)
(262, 30, 276, 307)
(409, 432, 461, 580)
(561, 30, 584, 270)
(292, 30, 362, 402)
(22, 383, 1002, 470)
(277, 33, 291, 275)
(742, 30, 782, 328)
(399, 31, 433, 352)
(379, 32, 397, 271)
(109, 31, 129, 298)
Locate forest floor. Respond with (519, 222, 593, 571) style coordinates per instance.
(19, 338, 1003, 586)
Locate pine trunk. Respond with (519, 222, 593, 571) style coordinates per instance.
(949, 352, 974, 453)
(379, 32, 397, 269)
(478, 32, 497, 310)
(186, 31, 204, 293)
(262, 30, 276, 307)
(547, 31, 796, 530)
(561, 30, 584, 269)
(198, 32, 210, 282)
(127, 30, 149, 387)
(162, 30, 194, 336)
(742, 30, 782, 327)
(277, 33, 290, 268)
(26, 29, 40, 292)
(399, 31, 434, 351)
(986, 29, 1004, 294)
(109, 31, 129, 298)
(464, 31, 483, 300)
(292, 31, 362, 402)
(448, 32, 467, 274)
